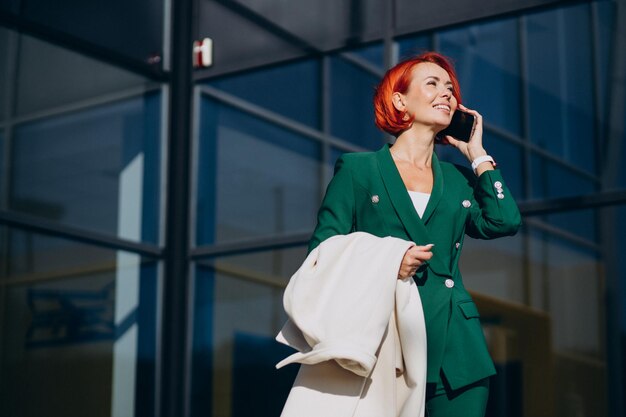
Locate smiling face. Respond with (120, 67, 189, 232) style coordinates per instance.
(393, 62, 458, 131)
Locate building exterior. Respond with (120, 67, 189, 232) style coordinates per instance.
(0, 0, 625, 416)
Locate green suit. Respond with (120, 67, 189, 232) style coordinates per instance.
(308, 143, 522, 390)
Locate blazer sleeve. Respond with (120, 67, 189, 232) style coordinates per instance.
(465, 169, 522, 239)
(308, 156, 356, 253)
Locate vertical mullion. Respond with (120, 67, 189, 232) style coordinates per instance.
(0, 28, 21, 406)
(518, 15, 533, 308)
(160, 0, 194, 414)
(601, 1, 626, 416)
(321, 56, 331, 198)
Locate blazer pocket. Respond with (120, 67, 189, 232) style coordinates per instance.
(458, 300, 480, 319)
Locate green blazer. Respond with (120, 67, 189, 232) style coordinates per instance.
(308, 143, 522, 390)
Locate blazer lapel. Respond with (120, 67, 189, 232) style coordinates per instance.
(376, 144, 451, 277)
(376, 144, 432, 245)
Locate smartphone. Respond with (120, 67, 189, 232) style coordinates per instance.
(438, 110, 475, 142)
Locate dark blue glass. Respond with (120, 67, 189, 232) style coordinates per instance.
(210, 59, 321, 129)
(0, 27, 9, 122)
(0, 0, 19, 13)
(350, 42, 385, 68)
(196, 97, 321, 246)
(526, 225, 602, 353)
(439, 17, 522, 137)
(11, 91, 162, 244)
(620, 207, 626, 332)
(15, 34, 150, 118)
(595, 1, 615, 134)
(397, 34, 431, 60)
(0, 131, 4, 207)
(0, 227, 158, 417)
(622, 95, 626, 189)
(330, 55, 385, 150)
(546, 209, 596, 242)
(191, 250, 304, 417)
(19, 0, 164, 65)
(526, 4, 595, 172)
(530, 154, 595, 199)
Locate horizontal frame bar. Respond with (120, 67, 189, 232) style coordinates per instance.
(0, 210, 163, 257)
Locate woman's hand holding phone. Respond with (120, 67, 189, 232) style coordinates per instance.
(441, 104, 493, 174)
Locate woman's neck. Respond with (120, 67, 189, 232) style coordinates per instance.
(391, 126, 437, 168)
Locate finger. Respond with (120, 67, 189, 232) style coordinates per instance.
(413, 243, 434, 251)
(443, 135, 462, 148)
(414, 251, 433, 261)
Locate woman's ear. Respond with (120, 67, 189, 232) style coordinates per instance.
(392, 92, 405, 112)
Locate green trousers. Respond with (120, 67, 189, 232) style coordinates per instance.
(425, 376, 490, 417)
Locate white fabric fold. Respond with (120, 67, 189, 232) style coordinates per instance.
(276, 232, 427, 417)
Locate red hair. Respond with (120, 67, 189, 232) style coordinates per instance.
(373, 52, 462, 136)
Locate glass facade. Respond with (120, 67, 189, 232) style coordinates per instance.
(1, 0, 625, 416)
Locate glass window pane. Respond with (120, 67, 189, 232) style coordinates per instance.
(191, 248, 306, 417)
(462, 233, 524, 303)
(347, 42, 385, 69)
(595, 1, 615, 129)
(545, 209, 596, 242)
(209, 59, 321, 129)
(0, 0, 18, 14)
(0, 226, 159, 417)
(0, 130, 4, 207)
(531, 154, 596, 199)
(329, 55, 385, 150)
(15, 35, 148, 118)
(526, 4, 595, 172)
(196, 97, 321, 245)
(439, 17, 522, 137)
(11, 92, 163, 244)
(0, 27, 12, 123)
(18, 0, 164, 65)
(196, 0, 385, 74)
(527, 226, 605, 413)
(397, 34, 431, 60)
(465, 218, 606, 417)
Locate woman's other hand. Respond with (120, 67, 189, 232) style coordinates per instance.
(398, 244, 434, 279)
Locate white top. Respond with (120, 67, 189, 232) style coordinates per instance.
(407, 191, 431, 218)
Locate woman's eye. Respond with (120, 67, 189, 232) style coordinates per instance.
(427, 81, 436, 86)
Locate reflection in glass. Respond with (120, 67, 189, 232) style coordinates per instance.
(525, 226, 606, 416)
(10, 92, 162, 244)
(0, 131, 4, 207)
(18, 0, 164, 64)
(196, 97, 321, 245)
(210, 59, 321, 129)
(0, 27, 11, 122)
(347, 42, 385, 69)
(531, 154, 596, 199)
(15, 35, 148, 117)
(462, 233, 524, 303)
(0, 226, 158, 417)
(439, 17, 522, 136)
(397, 34, 431, 60)
(191, 248, 307, 417)
(330, 54, 385, 150)
(463, 220, 606, 417)
(525, 4, 595, 171)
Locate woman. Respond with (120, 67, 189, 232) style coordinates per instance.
(307, 52, 522, 417)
